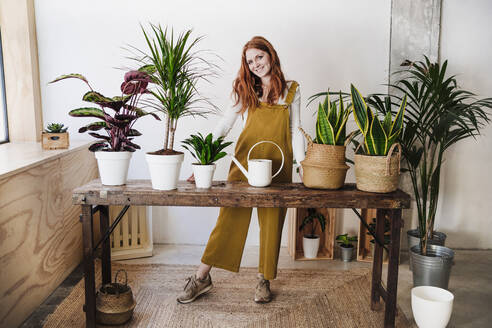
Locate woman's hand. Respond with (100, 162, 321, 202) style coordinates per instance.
(187, 173, 195, 182)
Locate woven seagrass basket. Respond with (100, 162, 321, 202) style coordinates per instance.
(299, 128, 352, 190)
(354, 143, 401, 193)
(96, 270, 136, 325)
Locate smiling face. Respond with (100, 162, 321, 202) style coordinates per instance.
(245, 48, 271, 78)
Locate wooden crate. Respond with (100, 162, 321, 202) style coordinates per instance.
(109, 206, 153, 260)
(357, 208, 389, 263)
(287, 208, 336, 260)
(41, 132, 69, 149)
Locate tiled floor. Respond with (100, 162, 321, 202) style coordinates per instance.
(21, 246, 492, 327)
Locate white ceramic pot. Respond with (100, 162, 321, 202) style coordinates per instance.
(94, 151, 132, 186)
(146, 153, 184, 190)
(302, 235, 320, 259)
(411, 286, 454, 328)
(192, 163, 216, 189)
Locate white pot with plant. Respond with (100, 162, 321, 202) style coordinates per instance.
(336, 233, 358, 262)
(136, 24, 219, 190)
(49, 71, 158, 185)
(298, 208, 326, 259)
(182, 133, 232, 188)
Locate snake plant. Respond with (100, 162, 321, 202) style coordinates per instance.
(350, 84, 407, 156)
(315, 92, 351, 146)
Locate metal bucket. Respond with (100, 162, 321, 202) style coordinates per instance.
(340, 245, 354, 262)
(407, 229, 447, 271)
(410, 245, 454, 290)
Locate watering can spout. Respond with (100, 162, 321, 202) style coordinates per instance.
(229, 154, 249, 180)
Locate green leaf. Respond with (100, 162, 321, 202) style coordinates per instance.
(49, 73, 88, 84)
(78, 121, 107, 133)
(82, 91, 113, 104)
(69, 107, 105, 119)
(389, 94, 407, 135)
(369, 117, 388, 155)
(382, 111, 392, 135)
(350, 84, 369, 135)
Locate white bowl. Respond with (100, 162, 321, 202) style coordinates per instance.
(411, 286, 454, 328)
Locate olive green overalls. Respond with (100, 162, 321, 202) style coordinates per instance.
(201, 82, 298, 280)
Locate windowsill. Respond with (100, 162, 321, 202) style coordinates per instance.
(0, 140, 91, 179)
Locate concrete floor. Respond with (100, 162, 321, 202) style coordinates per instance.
(21, 246, 492, 328)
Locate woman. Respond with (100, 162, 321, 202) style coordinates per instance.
(177, 36, 305, 304)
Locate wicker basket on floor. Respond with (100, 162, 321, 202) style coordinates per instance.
(96, 270, 136, 325)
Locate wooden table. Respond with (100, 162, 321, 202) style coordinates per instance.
(73, 180, 411, 328)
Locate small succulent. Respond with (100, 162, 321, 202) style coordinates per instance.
(336, 233, 358, 248)
(45, 123, 68, 133)
(182, 133, 232, 165)
(299, 208, 326, 238)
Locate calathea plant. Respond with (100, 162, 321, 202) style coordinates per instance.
(181, 133, 232, 165)
(315, 92, 352, 145)
(49, 71, 159, 151)
(350, 84, 407, 155)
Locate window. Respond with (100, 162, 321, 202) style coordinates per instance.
(0, 30, 8, 144)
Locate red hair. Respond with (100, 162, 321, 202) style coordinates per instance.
(232, 36, 287, 114)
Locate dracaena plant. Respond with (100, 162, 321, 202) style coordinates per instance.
(387, 57, 492, 254)
(181, 133, 232, 165)
(350, 84, 407, 156)
(315, 92, 352, 145)
(44, 123, 68, 133)
(132, 24, 219, 154)
(49, 71, 159, 152)
(298, 208, 326, 238)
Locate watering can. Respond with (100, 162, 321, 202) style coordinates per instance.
(229, 140, 284, 187)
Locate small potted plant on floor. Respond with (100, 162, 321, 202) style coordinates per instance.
(336, 233, 358, 262)
(49, 71, 158, 185)
(42, 123, 69, 149)
(350, 84, 407, 193)
(299, 91, 355, 189)
(135, 24, 219, 190)
(299, 208, 326, 259)
(181, 132, 232, 188)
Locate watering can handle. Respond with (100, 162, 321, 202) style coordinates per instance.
(247, 140, 285, 179)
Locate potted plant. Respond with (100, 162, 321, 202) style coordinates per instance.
(336, 233, 358, 262)
(350, 84, 407, 193)
(299, 91, 355, 189)
(298, 208, 326, 259)
(42, 123, 69, 149)
(181, 133, 232, 188)
(389, 57, 492, 288)
(49, 71, 158, 185)
(135, 24, 218, 190)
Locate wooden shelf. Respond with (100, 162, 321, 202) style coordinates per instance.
(357, 208, 389, 264)
(287, 208, 336, 260)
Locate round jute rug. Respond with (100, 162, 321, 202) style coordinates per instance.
(43, 262, 413, 327)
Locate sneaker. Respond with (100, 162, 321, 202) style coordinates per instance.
(254, 273, 272, 303)
(176, 273, 213, 304)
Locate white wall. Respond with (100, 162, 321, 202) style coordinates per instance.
(36, 0, 390, 247)
(436, 0, 492, 249)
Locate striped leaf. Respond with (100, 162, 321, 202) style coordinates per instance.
(78, 121, 107, 133)
(389, 94, 407, 135)
(350, 84, 369, 135)
(49, 73, 88, 84)
(317, 103, 335, 144)
(69, 107, 104, 119)
(369, 116, 388, 155)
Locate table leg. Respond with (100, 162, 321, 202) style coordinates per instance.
(371, 208, 386, 311)
(99, 205, 111, 285)
(384, 209, 402, 328)
(81, 205, 96, 328)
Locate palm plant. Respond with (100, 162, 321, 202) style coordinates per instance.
(135, 24, 219, 153)
(350, 84, 407, 156)
(299, 208, 326, 238)
(315, 92, 352, 145)
(182, 133, 232, 165)
(388, 57, 492, 254)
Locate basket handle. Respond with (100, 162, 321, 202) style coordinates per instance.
(385, 143, 401, 176)
(114, 269, 128, 286)
(298, 127, 313, 146)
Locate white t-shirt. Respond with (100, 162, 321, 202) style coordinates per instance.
(212, 81, 306, 166)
